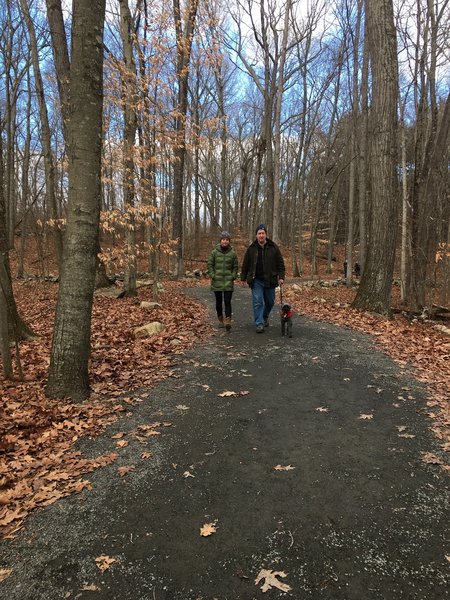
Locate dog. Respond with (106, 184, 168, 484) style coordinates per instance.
(280, 303, 293, 338)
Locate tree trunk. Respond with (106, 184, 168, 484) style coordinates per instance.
(353, 0, 399, 316)
(272, 0, 292, 244)
(0, 111, 35, 343)
(172, 0, 199, 277)
(45, 0, 71, 140)
(20, 0, 63, 269)
(119, 0, 138, 297)
(46, 0, 106, 401)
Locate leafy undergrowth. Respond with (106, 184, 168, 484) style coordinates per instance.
(0, 279, 211, 538)
(0, 276, 448, 540)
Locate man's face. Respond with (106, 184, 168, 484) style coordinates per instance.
(256, 229, 267, 245)
(220, 238, 230, 248)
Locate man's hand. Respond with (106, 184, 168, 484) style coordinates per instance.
(279, 279, 284, 286)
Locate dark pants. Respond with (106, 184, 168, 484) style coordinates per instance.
(214, 291, 233, 318)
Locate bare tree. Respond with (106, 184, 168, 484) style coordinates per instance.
(20, 0, 63, 268)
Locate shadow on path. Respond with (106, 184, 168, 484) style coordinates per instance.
(1, 287, 449, 599)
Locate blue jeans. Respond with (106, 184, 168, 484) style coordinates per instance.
(252, 279, 275, 326)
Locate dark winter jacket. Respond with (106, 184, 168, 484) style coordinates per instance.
(240, 238, 285, 288)
(207, 244, 239, 292)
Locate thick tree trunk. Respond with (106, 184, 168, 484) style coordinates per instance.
(353, 0, 399, 316)
(46, 0, 106, 401)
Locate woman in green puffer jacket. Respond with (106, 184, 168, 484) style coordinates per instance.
(207, 231, 239, 331)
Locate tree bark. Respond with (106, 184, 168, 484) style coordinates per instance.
(172, 0, 199, 277)
(353, 0, 399, 316)
(46, 0, 106, 401)
(0, 110, 35, 344)
(20, 0, 63, 269)
(119, 0, 138, 297)
(45, 0, 71, 140)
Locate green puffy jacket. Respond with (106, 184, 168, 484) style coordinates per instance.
(207, 244, 239, 291)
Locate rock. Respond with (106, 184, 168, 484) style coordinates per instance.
(170, 339, 182, 346)
(134, 322, 165, 338)
(94, 287, 124, 298)
(136, 279, 154, 288)
(140, 301, 162, 309)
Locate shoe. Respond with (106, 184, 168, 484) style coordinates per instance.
(218, 316, 224, 328)
(263, 318, 269, 327)
(256, 325, 264, 333)
(225, 317, 231, 331)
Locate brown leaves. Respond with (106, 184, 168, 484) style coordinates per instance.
(117, 466, 135, 477)
(217, 390, 250, 398)
(200, 521, 218, 536)
(255, 569, 292, 593)
(0, 281, 209, 538)
(95, 555, 117, 572)
(0, 568, 13, 582)
(274, 464, 295, 471)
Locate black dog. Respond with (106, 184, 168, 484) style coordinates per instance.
(280, 303, 293, 338)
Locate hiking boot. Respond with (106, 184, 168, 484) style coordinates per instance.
(225, 317, 231, 331)
(218, 316, 224, 328)
(256, 325, 264, 333)
(263, 318, 269, 327)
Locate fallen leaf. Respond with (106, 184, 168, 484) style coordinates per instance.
(274, 465, 295, 471)
(316, 407, 329, 412)
(183, 471, 195, 478)
(176, 405, 189, 410)
(80, 584, 101, 591)
(95, 555, 117, 573)
(117, 465, 135, 477)
(0, 568, 13, 582)
(200, 522, 217, 536)
(115, 440, 129, 448)
(398, 433, 415, 438)
(141, 452, 153, 459)
(255, 569, 292, 593)
(422, 452, 443, 465)
(358, 414, 373, 420)
(218, 390, 238, 397)
(396, 425, 407, 432)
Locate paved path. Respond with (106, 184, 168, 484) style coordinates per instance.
(1, 286, 449, 599)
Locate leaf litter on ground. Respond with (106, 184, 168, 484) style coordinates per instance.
(1, 277, 449, 538)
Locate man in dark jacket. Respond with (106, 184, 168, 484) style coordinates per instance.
(240, 224, 285, 333)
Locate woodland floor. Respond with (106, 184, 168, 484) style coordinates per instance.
(0, 278, 448, 599)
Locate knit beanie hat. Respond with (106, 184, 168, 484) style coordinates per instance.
(255, 224, 267, 234)
(220, 231, 231, 240)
